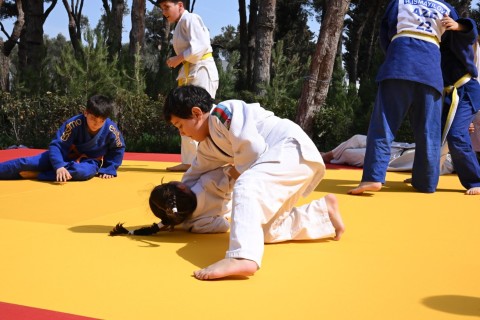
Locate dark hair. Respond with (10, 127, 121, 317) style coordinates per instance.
(163, 85, 215, 122)
(86, 95, 113, 118)
(149, 182, 197, 227)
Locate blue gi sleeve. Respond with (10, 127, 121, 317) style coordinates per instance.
(48, 116, 81, 170)
(448, 18, 478, 77)
(98, 121, 125, 176)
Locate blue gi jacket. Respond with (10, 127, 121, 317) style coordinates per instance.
(48, 114, 125, 176)
(376, 0, 458, 94)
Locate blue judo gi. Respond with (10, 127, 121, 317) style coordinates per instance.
(362, 0, 457, 193)
(441, 17, 480, 189)
(0, 114, 125, 181)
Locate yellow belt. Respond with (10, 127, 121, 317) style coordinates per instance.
(178, 52, 213, 86)
(442, 73, 472, 145)
(392, 31, 440, 48)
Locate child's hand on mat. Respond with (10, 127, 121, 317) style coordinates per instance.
(56, 167, 72, 182)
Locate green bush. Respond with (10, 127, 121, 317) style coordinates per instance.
(114, 90, 178, 153)
(0, 92, 83, 148)
(0, 91, 178, 153)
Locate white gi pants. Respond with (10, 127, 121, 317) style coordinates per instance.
(180, 67, 219, 165)
(225, 140, 335, 268)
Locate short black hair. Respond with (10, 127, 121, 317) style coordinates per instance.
(149, 182, 197, 227)
(86, 95, 113, 118)
(163, 85, 215, 122)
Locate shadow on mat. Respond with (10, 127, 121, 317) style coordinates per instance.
(422, 295, 480, 316)
(69, 224, 230, 268)
(317, 178, 463, 195)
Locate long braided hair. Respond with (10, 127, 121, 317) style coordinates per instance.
(149, 182, 197, 229)
(109, 181, 197, 236)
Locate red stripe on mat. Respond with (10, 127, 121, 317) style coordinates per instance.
(0, 302, 99, 320)
(0, 149, 357, 170)
(0, 149, 181, 162)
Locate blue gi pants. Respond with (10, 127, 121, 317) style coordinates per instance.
(0, 151, 100, 181)
(443, 83, 480, 189)
(362, 79, 442, 193)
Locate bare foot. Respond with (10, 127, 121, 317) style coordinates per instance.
(466, 187, 480, 195)
(193, 258, 258, 280)
(324, 194, 345, 240)
(166, 163, 191, 172)
(404, 178, 412, 184)
(321, 151, 334, 163)
(348, 181, 382, 195)
(19, 171, 39, 179)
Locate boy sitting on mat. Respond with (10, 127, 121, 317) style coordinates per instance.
(0, 95, 125, 182)
(153, 85, 344, 280)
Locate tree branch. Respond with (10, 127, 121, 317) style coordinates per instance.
(44, 0, 58, 23)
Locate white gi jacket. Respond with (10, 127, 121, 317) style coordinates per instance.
(173, 10, 219, 165)
(182, 166, 234, 234)
(173, 10, 219, 84)
(182, 101, 335, 267)
(183, 101, 325, 194)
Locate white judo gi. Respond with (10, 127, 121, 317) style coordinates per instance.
(173, 10, 219, 165)
(330, 134, 454, 175)
(182, 100, 336, 268)
(181, 166, 234, 234)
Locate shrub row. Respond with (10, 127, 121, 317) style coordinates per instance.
(0, 91, 179, 153)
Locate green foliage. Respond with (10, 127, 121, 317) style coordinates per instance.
(0, 92, 83, 148)
(313, 54, 358, 151)
(254, 41, 303, 120)
(212, 25, 240, 63)
(275, 0, 316, 77)
(114, 90, 177, 153)
(0, 91, 178, 153)
(313, 95, 356, 152)
(54, 28, 121, 101)
(216, 51, 240, 101)
(119, 45, 147, 96)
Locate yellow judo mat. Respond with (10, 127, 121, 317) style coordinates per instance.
(0, 152, 479, 319)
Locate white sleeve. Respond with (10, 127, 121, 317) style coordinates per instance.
(182, 166, 234, 233)
(179, 13, 212, 63)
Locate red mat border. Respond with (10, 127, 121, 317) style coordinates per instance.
(0, 148, 357, 170)
(0, 302, 99, 320)
(0, 148, 181, 162)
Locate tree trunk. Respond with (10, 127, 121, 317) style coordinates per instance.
(247, 0, 258, 90)
(347, 0, 374, 89)
(184, 0, 191, 11)
(296, 0, 350, 136)
(61, 0, 84, 57)
(238, 0, 248, 90)
(129, 0, 146, 57)
(18, 0, 45, 92)
(0, 0, 25, 92)
(253, 0, 276, 96)
(159, 16, 171, 66)
(364, 1, 384, 76)
(103, 0, 125, 60)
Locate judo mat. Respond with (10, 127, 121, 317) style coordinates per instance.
(0, 149, 479, 320)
